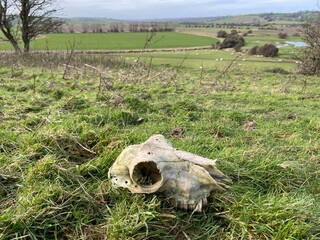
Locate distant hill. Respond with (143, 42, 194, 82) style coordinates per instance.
(124, 17, 223, 23)
(64, 11, 319, 25)
(186, 11, 319, 25)
(65, 18, 120, 24)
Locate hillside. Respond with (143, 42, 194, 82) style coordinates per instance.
(64, 11, 319, 25)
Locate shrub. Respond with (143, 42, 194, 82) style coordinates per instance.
(248, 46, 259, 55)
(278, 32, 288, 39)
(297, 13, 320, 75)
(219, 33, 245, 49)
(217, 30, 227, 38)
(234, 43, 243, 52)
(249, 44, 279, 57)
(230, 29, 238, 35)
(258, 44, 279, 57)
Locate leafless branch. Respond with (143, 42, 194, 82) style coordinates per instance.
(0, 0, 63, 53)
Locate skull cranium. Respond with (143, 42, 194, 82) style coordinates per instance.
(108, 135, 230, 212)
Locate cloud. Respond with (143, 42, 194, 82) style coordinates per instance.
(60, 0, 318, 19)
(97, 0, 190, 11)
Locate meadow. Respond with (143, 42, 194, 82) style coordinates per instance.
(0, 26, 319, 239)
(0, 32, 216, 51)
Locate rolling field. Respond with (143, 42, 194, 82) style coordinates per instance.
(0, 28, 304, 65)
(0, 32, 217, 51)
(209, 14, 267, 24)
(121, 49, 298, 70)
(176, 27, 304, 58)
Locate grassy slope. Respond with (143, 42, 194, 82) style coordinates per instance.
(0, 32, 217, 51)
(208, 12, 304, 25)
(0, 53, 319, 239)
(66, 18, 117, 24)
(176, 26, 304, 57)
(211, 15, 267, 24)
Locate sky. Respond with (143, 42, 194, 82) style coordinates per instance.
(60, 0, 319, 19)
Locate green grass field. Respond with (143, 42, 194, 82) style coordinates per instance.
(0, 32, 217, 51)
(0, 50, 319, 239)
(120, 51, 297, 75)
(210, 14, 267, 24)
(0, 28, 305, 65)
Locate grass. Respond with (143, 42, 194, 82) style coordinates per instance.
(211, 14, 267, 24)
(176, 26, 305, 60)
(0, 50, 319, 239)
(0, 32, 217, 51)
(0, 27, 305, 65)
(121, 49, 297, 70)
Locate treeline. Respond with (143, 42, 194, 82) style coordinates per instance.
(184, 22, 302, 29)
(127, 23, 175, 32)
(185, 23, 271, 28)
(55, 23, 175, 33)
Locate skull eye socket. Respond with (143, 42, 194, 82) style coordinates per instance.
(133, 162, 162, 187)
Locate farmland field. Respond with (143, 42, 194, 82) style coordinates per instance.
(121, 49, 297, 70)
(0, 32, 217, 51)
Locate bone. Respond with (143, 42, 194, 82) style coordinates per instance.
(108, 134, 230, 212)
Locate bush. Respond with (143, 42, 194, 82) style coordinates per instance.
(248, 46, 259, 55)
(297, 14, 320, 75)
(249, 44, 279, 57)
(217, 30, 227, 38)
(230, 29, 238, 35)
(234, 43, 243, 52)
(259, 44, 279, 57)
(219, 33, 245, 49)
(278, 32, 288, 39)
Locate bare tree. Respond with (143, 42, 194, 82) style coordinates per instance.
(0, 0, 63, 53)
(19, 0, 64, 52)
(298, 12, 320, 75)
(0, 1, 21, 53)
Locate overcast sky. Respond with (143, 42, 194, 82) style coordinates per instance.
(60, 0, 319, 19)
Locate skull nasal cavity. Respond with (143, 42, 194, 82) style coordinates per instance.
(133, 162, 162, 186)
